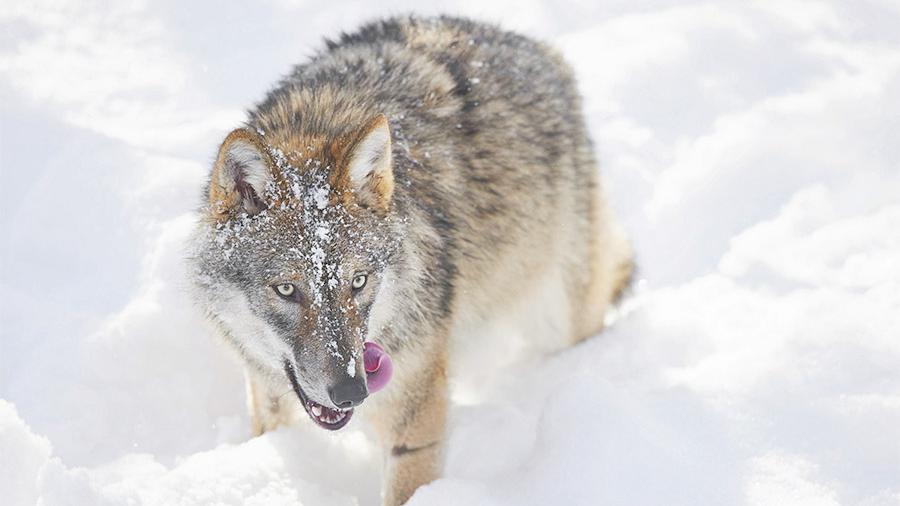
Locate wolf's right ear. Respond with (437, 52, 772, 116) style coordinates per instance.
(208, 129, 275, 220)
(340, 114, 394, 213)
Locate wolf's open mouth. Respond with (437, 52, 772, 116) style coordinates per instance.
(284, 361, 353, 431)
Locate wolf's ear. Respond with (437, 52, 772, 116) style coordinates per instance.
(342, 114, 394, 213)
(208, 129, 275, 220)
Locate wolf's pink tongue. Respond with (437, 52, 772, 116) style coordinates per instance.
(363, 341, 393, 393)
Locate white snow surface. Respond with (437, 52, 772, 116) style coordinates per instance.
(2, 1, 899, 505)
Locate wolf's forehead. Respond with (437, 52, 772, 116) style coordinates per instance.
(213, 165, 338, 261)
(211, 143, 394, 278)
(265, 151, 382, 250)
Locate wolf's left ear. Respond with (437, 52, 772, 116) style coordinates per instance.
(208, 129, 275, 220)
(342, 114, 394, 213)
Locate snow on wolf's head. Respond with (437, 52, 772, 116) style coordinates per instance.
(190, 115, 402, 430)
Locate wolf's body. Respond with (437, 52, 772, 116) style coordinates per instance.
(190, 16, 632, 505)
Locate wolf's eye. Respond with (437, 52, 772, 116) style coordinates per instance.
(274, 283, 296, 298)
(273, 283, 306, 304)
(351, 273, 368, 291)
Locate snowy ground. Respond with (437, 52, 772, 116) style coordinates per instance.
(2, 1, 899, 505)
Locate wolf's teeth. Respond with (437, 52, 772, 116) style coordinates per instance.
(311, 405, 322, 416)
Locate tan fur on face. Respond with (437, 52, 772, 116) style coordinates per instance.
(236, 114, 396, 214)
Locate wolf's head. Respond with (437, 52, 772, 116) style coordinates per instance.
(191, 115, 402, 430)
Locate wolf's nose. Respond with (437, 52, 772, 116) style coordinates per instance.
(328, 377, 368, 408)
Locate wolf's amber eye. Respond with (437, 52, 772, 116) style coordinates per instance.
(351, 274, 368, 290)
(275, 283, 296, 298)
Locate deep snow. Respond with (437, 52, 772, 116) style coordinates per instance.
(2, 1, 899, 505)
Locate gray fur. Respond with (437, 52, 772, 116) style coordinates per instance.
(189, 15, 632, 505)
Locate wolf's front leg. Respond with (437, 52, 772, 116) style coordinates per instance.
(379, 353, 448, 506)
(245, 368, 297, 436)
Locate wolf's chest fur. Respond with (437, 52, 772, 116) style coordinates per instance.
(189, 16, 632, 505)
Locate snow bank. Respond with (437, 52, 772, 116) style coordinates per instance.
(1, 401, 51, 506)
(2, 1, 899, 505)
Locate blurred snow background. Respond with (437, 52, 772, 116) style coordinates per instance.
(1, 0, 899, 504)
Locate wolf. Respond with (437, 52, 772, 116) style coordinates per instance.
(189, 15, 632, 505)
